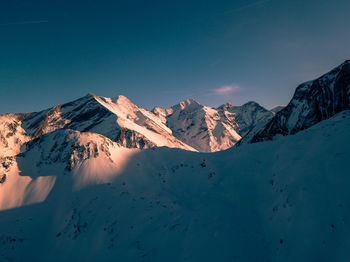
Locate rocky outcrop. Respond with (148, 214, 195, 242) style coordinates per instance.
(249, 60, 350, 143)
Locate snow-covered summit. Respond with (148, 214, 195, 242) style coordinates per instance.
(18, 93, 195, 151)
(151, 99, 272, 152)
(165, 99, 241, 152)
(218, 101, 274, 137)
(0, 91, 276, 154)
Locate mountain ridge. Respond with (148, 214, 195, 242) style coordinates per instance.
(1, 93, 273, 153)
(240, 59, 350, 144)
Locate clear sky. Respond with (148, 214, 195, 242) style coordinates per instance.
(1, 0, 350, 113)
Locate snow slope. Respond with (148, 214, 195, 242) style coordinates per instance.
(0, 110, 349, 262)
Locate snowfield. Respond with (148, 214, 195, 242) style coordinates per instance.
(0, 110, 349, 262)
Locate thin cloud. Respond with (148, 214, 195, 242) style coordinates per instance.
(214, 85, 240, 95)
(0, 20, 48, 26)
(227, 0, 271, 13)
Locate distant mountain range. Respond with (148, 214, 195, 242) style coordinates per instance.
(0, 92, 275, 154)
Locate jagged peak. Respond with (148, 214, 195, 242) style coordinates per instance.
(87, 92, 97, 97)
(173, 98, 202, 111)
(152, 106, 166, 115)
(112, 95, 135, 105)
(152, 106, 163, 111)
(81, 93, 101, 102)
(218, 102, 232, 110)
(58, 93, 103, 111)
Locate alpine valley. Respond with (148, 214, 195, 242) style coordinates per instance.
(0, 61, 349, 262)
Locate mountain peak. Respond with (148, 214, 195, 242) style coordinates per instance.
(77, 93, 99, 102)
(114, 94, 132, 103)
(242, 101, 260, 107)
(342, 59, 350, 65)
(181, 98, 201, 105)
(109, 95, 138, 109)
(87, 92, 97, 97)
(175, 99, 202, 111)
(218, 102, 232, 110)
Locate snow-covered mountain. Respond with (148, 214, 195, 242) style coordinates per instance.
(1, 93, 272, 154)
(18, 93, 196, 151)
(1, 60, 349, 261)
(243, 60, 350, 143)
(153, 99, 242, 152)
(0, 109, 349, 261)
(218, 101, 274, 137)
(152, 100, 273, 152)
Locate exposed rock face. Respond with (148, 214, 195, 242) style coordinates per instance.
(19, 129, 116, 172)
(247, 60, 350, 143)
(115, 128, 156, 149)
(22, 94, 116, 138)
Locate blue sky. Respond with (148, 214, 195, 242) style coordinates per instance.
(1, 0, 350, 113)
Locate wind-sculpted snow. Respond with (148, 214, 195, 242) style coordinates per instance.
(0, 111, 349, 261)
(247, 60, 350, 143)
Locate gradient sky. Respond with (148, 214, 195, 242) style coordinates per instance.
(1, 0, 350, 113)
